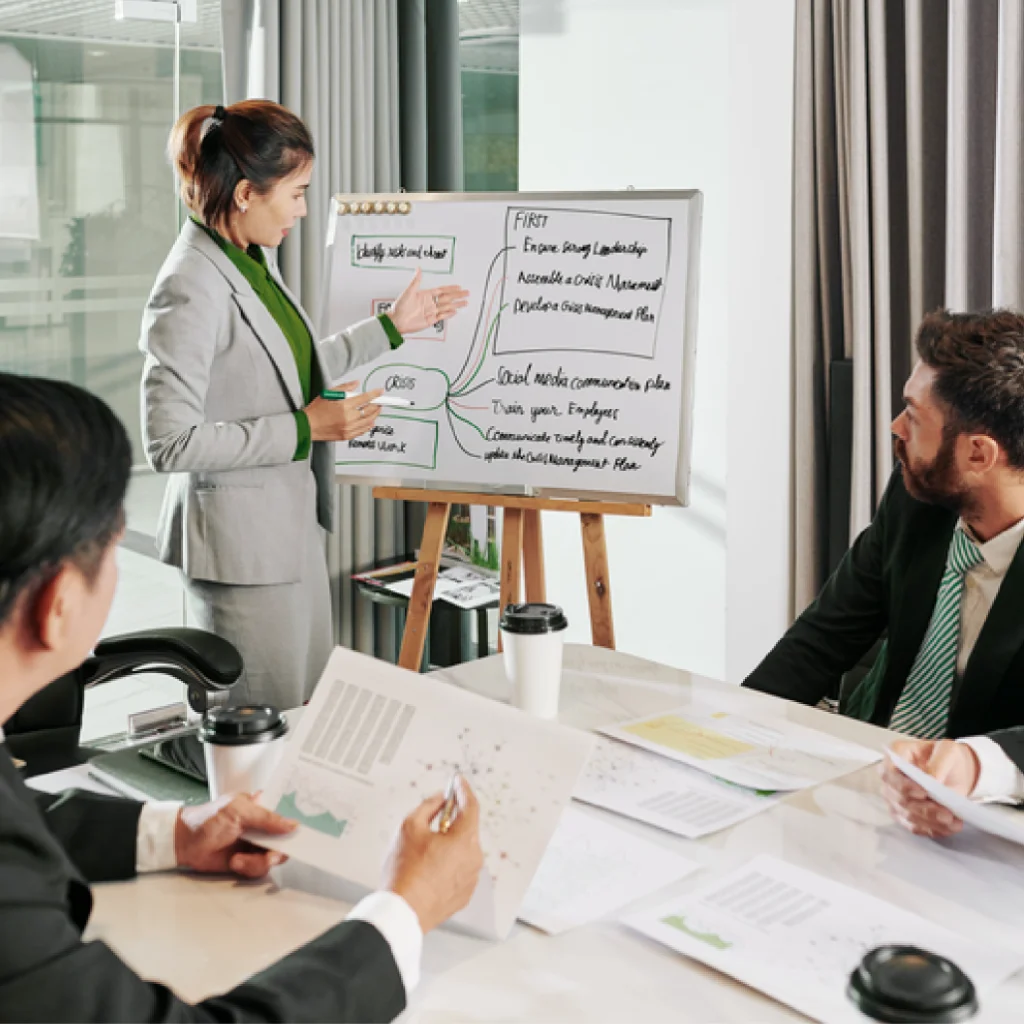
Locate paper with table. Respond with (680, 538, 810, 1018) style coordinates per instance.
(517, 806, 700, 934)
(600, 704, 880, 791)
(255, 647, 593, 939)
(889, 750, 1024, 846)
(381, 565, 501, 610)
(574, 735, 786, 838)
(626, 854, 1024, 1023)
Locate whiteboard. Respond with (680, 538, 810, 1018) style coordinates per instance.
(321, 191, 702, 505)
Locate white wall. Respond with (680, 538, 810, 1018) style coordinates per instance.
(519, 0, 795, 681)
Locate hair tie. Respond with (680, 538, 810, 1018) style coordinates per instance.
(213, 105, 227, 122)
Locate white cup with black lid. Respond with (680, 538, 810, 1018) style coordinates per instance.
(499, 603, 568, 719)
(199, 705, 289, 800)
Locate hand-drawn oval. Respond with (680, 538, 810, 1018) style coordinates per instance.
(363, 362, 450, 411)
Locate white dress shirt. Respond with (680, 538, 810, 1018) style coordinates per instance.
(952, 515, 1024, 800)
(954, 515, 1024, 674)
(133, 802, 424, 994)
(0, 736, 423, 996)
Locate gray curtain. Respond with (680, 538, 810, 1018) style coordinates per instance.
(220, 0, 463, 658)
(791, 0, 1024, 615)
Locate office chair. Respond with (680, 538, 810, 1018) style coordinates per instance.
(3, 627, 242, 778)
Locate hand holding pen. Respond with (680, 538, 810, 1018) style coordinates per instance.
(303, 379, 383, 442)
(382, 772, 483, 934)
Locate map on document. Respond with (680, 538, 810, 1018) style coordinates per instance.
(600, 705, 880, 790)
(626, 855, 1024, 1023)
(255, 647, 594, 939)
(575, 735, 784, 838)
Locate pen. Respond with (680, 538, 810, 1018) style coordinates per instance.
(438, 769, 462, 834)
(371, 396, 414, 408)
(320, 390, 414, 408)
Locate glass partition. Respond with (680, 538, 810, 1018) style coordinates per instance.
(459, 0, 518, 191)
(0, 1, 222, 464)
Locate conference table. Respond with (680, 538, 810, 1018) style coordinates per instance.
(71, 644, 1024, 1021)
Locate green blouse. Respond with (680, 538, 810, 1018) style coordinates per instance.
(196, 219, 403, 459)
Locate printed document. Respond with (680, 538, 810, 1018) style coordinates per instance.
(383, 565, 500, 610)
(575, 735, 784, 838)
(626, 855, 1024, 1023)
(255, 647, 593, 939)
(889, 750, 1024, 847)
(601, 704, 880, 790)
(517, 806, 699, 934)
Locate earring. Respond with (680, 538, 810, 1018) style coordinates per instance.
(238, 203, 248, 214)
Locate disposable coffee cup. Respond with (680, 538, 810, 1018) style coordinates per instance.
(499, 603, 568, 719)
(199, 705, 289, 800)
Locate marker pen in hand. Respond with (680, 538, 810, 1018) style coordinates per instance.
(320, 389, 414, 408)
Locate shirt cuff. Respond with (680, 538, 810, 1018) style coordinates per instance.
(378, 314, 405, 350)
(136, 801, 182, 873)
(959, 736, 1024, 801)
(346, 891, 423, 995)
(292, 409, 312, 460)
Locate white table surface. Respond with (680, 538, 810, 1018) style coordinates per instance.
(66, 644, 1024, 1021)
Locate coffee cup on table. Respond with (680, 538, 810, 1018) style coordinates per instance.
(199, 705, 289, 800)
(499, 603, 568, 719)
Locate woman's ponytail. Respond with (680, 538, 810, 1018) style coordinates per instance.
(165, 100, 314, 230)
(167, 104, 218, 213)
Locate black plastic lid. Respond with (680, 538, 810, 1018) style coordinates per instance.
(198, 705, 288, 746)
(499, 602, 568, 634)
(847, 946, 978, 1023)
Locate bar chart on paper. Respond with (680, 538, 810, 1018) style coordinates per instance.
(257, 648, 594, 939)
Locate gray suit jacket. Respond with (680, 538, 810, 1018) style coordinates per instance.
(140, 219, 389, 585)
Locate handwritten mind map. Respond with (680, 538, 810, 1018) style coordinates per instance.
(322, 194, 701, 502)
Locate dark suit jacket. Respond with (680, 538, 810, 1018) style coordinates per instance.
(0, 747, 405, 1022)
(743, 470, 1024, 739)
(989, 728, 1024, 774)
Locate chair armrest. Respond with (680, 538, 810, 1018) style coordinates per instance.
(88, 628, 242, 689)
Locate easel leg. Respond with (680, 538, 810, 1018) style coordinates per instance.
(581, 512, 615, 649)
(522, 509, 547, 602)
(499, 507, 525, 651)
(398, 502, 450, 671)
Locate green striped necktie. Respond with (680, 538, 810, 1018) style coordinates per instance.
(888, 527, 983, 738)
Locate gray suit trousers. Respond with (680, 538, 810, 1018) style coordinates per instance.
(183, 507, 333, 709)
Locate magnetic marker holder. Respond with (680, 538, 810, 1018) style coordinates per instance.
(334, 195, 410, 215)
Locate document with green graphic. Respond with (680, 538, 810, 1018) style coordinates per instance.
(254, 646, 593, 939)
(626, 855, 1024, 1023)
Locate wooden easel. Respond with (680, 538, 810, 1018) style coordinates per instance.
(372, 487, 652, 671)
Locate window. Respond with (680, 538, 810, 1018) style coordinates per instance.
(0, 1, 223, 464)
(459, 0, 518, 192)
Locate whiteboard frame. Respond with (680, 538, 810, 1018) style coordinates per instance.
(321, 190, 703, 507)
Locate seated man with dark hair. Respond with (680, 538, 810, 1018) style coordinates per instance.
(0, 372, 483, 1022)
(745, 310, 1024, 756)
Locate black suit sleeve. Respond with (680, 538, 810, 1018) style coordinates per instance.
(985, 727, 1024, 774)
(0, 767, 405, 1023)
(742, 476, 892, 706)
(34, 788, 142, 883)
(0, 902, 405, 1023)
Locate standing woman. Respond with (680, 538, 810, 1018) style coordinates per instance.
(141, 101, 467, 708)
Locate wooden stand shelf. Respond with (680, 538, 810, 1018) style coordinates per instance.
(372, 487, 652, 671)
